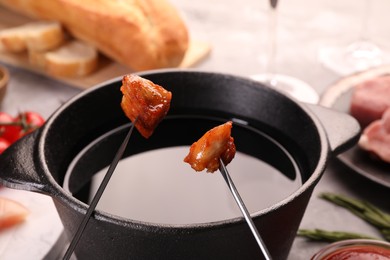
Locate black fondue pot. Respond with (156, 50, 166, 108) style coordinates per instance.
(0, 70, 360, 259)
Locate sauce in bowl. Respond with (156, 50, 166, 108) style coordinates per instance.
(312, 239, 390, 260)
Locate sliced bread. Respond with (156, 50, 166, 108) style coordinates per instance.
(43, 40, 98, 77)
(0, 21, 64, 52)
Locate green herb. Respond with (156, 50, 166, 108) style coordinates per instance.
(320, 192, 390, 241)
(297, 229, 378, 242)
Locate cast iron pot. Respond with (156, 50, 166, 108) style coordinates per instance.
(0, 70, 360, 260)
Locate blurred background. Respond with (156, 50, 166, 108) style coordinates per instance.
(0, 0, 389, 259)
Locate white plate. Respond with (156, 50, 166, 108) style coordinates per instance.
(0, 187, 64, 259)
(320, 65, 390, 188)
(250, 74, 319, 104)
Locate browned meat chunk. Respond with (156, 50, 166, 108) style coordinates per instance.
(120, 74, 172, 138)
(184, 121, 236, 173)
(359, 108, 390, 163)
(350, 76, 390, 128)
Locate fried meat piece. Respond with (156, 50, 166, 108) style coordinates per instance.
(120, 74, 172, 138)
(184, 121, 236, 173)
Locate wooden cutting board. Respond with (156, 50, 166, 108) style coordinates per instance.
(0, 6, 211, 89)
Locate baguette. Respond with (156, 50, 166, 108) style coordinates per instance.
(0, 21, 64, 52)
(0, 0, 189, 71)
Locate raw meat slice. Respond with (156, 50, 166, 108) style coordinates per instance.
(0, 197, 29, 230)
(350, 75, 390, 127)
(359, 108, 390, 163)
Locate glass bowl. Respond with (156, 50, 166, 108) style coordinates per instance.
(311, 239, 390, 260)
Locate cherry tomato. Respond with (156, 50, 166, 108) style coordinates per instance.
(0, 111, 45, 143)
(12, 111, 45, 142)
(17, 111, 45, 134)
(0, 112, 16, 142)
(0, 137, 10, 154)
(0, 112, 13, 124)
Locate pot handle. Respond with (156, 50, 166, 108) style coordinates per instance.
(306, 104, 361, 155)
(0, 130, 52, 195)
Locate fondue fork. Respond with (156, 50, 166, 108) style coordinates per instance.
(219, 158, 272, 260)
(63, 118, 138, 260)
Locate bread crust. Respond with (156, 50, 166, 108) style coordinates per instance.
(0, 0, 189, 71)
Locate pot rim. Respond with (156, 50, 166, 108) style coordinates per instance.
(38, 68, 329, 229)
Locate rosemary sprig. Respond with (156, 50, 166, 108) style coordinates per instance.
(320, 192, 390, 241)
(297, 229, 378, 242)
(298, 193, 390, 243)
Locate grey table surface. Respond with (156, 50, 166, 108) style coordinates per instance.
(1, 0, 390, 259)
